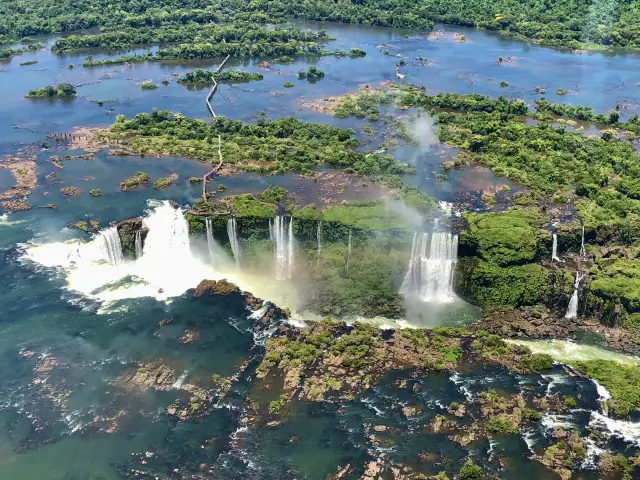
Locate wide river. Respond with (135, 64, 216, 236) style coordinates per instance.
(1, 22, 640, 479)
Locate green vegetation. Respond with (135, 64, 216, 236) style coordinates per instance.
(19, 60, 37, 66)
(79, 26, 341, 65)
(178, 68, 264, 84)
(500, 81, 508, 87)
(0, 1, 433, 46)
(257, 186, 288, 204)
(574, 360, 640, 415)
(486, 415, 519, 434)
(26, 83, 76, 98)
(110, 110, 412, 177)
(283, 81, 294, 88)
(89, 189, 102, 197)
(459, 459, 483, 479)
(141, 83, 159, 90)
(0, 42, 42, 59)
(268, 394, 287, 414)
(321, 202, 412, 230)
(153, 174, 178, 189)
(53, 23, 331, 53)
(120, 172, 150, 191)
(7, 0, 640, 51)
(298, 66, 324, 81)
(227, 194, 277, 218)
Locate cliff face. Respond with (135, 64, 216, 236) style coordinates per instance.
(116, 217, 148, 259)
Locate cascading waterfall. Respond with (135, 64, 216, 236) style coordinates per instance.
(270, 216, 294, 280)
(227, 217, 241, 267)
(316, 221, 323, 270)
(552, 233, 560, 262)
(96, 226, 124, 266)
(134, 230, 143, 259)
(287, 217, 294, 279)
(580, 225, 586, 257)
(565, 271, 585, 319)
(205, 218, 216, 264)
(142, 202, 194, 264)
(22, 201, 221, 306)
(400, 232, 459, 303)
(347, 229, 352, 267)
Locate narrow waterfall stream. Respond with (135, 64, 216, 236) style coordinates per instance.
(134, 230, 143, 259)
(205, 218, 216, 264)
(347, 229, 352, 268)
(565, 271, 585, 319)
(316, 221, 323, 270)
(552, 233, 560, 262)
(227, 217, 241, 267)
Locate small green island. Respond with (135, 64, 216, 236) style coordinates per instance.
(26, 83, 76, 98)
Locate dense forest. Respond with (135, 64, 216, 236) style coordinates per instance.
(3, 0, 640, 50)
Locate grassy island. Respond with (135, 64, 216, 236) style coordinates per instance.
(26, 83, 76, 99)
(177, 68, 264, 84)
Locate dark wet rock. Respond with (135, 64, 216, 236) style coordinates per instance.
(1, 199, 31, 211)
(114, 363, 176, 392)
(38, 203, 56, 209)
(0, 156, 37, 205)
(179, 329, 200, 344)
(535, 428, 587, 480)
(256, 321, 553, 409)
(426, 414, 458, 434)
(60, 186, 79, 198)
(116, 217, 148, 258)
(192, 279, 241, 297)
(68, 219, 100, 232)
(475, 308, 640, 357)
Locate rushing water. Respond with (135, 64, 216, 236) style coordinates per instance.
(2, 19, 640, 479)
(227, 217, 242, 268)
(565, 271, 585, 319)
(270, 215, 294, 281)
(96, 226, 124, 266)
(134, 229, 143, 259)
(206, 217, 216, 265)
(551, 232, 560, 262)
(401, 231, 459, 303)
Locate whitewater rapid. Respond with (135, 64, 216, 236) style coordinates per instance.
(21, 201, 223, 306)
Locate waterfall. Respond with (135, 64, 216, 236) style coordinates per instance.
(347, 229, 352, 267)
(287, 217, 294, 279)
(134, 230, 143, 259)
(552, 233, 560, 262)
(400, 232, 458, 303)
(270, 216, 294, 280)
(142, 202, 193, 263)
(96, 226, 124, 266)
(580, 225, 586, 257)
(316, 221, 323, 270)
(205, 218, 216, 264)
(227, 217, 241, 267)
(565, 271, 585, 319)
